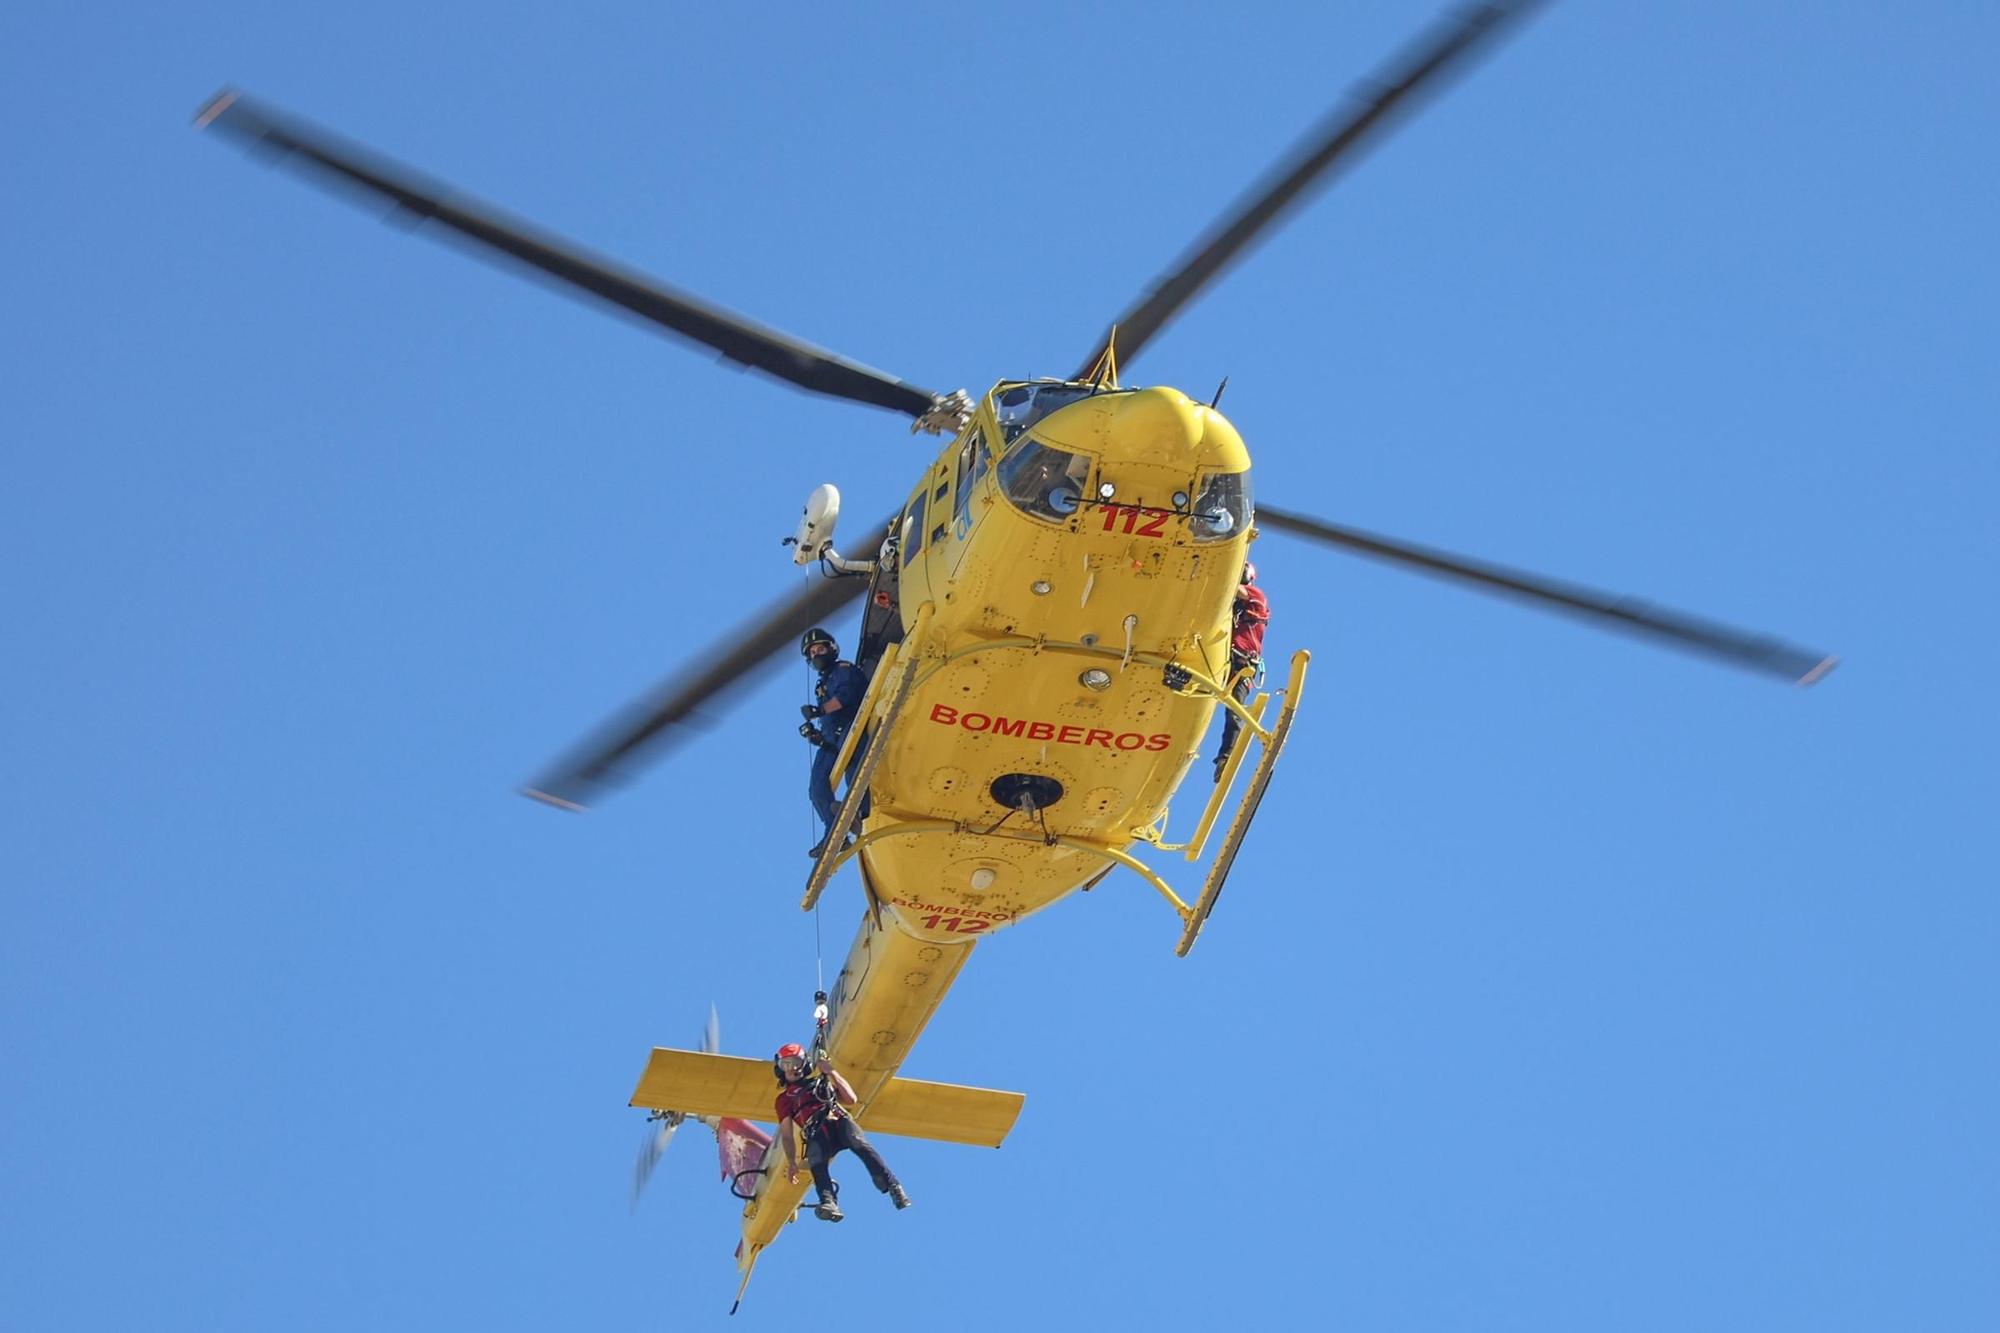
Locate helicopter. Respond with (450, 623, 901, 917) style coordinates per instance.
(195, 0, 1835, 1306)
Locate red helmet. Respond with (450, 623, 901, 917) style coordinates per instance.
(775, 1043, 806, 1061)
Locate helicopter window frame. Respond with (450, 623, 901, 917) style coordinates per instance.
(902, 488, 928, 559)
(953, 429, 992, 528)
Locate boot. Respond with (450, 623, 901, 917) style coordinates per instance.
(814, 1194, 843, 1222)
(888, 1184, 912, 1210)
(807, 833, 854, 859)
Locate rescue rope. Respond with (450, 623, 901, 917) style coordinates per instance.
(803, 647, 826, 994)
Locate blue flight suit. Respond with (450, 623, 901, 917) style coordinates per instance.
(808, 659, 870, 840)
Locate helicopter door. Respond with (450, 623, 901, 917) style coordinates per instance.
(855, 521, 906, 675)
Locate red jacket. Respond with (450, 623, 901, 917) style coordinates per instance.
(1231, 585, 1270, 659)
(776, 1079, 844, 1130)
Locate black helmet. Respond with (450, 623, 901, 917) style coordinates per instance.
(800, 627, 838, 658)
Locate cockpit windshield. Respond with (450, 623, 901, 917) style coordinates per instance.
(1190, 469, 1253, 543)
(997, 439, 1093, 522)
(992, 381, 1096, 446)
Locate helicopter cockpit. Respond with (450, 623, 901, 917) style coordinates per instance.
(989, 381, 1099, 522)
(987, 380, 1254, 538)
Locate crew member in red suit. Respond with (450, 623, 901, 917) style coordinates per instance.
(1214, 561, 1270, 780)
(773, 1043, 911, 1221)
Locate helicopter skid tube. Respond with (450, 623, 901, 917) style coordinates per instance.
(1176, 672, 1272, 861)
(1175, 649, 1309, 956)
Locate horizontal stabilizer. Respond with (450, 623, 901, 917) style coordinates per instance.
(630, 1048, 1025, 1149)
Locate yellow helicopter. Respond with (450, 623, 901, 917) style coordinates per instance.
(196, 0, 1835, 1306)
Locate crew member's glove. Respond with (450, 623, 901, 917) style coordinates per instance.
(799, 722, 826, 746)
(800, 704, 821, 721)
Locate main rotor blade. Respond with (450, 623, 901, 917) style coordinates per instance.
(523, 557, 876, 810)
(194, 91, 940, 418)
(1077, 2, 1543, 379)
(1256, 503, 1837, 684)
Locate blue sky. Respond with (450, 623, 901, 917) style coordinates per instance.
(4, 1, 1996, 1328)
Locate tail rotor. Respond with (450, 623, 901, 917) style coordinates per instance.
(629, 1005, 722, 1210)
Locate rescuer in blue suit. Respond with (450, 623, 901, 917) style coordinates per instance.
(798, 627, 870, 857)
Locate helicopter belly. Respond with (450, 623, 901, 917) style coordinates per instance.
(859, 504, 1248, 940)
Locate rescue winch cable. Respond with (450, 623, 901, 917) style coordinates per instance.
(804, 650, 827, 993)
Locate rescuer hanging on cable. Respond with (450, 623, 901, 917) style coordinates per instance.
(773, 1043, 911, 1221)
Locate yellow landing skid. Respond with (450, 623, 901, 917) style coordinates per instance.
(801, 603, 935, 911)
(1171, 648, 1309, 955)
(1121, 647, 1310, 954)
(1175, 670, 1271, 864)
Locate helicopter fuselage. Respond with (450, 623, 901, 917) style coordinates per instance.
(850, 377, 1257, 945)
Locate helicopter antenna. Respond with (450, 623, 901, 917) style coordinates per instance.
(1083, 329, 1121, 390)
(1209, 376, 1229, 409)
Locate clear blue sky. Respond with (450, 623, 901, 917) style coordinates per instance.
(5, 2, 1995, 1328)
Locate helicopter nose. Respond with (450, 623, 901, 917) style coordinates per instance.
(1101, 386, 1209, 466)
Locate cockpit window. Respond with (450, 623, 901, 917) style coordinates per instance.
(955, 432, 990, 524)
(1190, 469, 1253, 543)
(997, 440, 1093, 523)
(993, 382, 1095, 446)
